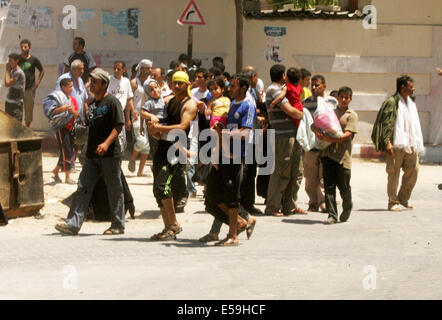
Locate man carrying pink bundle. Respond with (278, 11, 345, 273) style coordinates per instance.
(312, 87, 358, 225)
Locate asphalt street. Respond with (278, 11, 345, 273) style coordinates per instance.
(0, 155, 441, 300)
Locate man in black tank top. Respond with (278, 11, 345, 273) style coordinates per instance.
(146, 71, 197, 241)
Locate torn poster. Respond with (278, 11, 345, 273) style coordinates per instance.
(1, 0, 11, 8)
(102, 8, 139, 44)
(5, 4, 18, 27)
(264, 26, 287, 63)
(6, 5, 52, 29)
(78, 8, 95, 30)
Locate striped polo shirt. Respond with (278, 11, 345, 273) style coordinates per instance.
(265, 83, 296, 137)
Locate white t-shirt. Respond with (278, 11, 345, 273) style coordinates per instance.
(256, 78, 265, 101)
(107, 76, 134, 110)
(160, 82, 172, 97)
(191, 87, 209, 101)
(133, 77, 146, 114)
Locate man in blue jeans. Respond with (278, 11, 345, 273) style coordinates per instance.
(55, 68, 126, 235)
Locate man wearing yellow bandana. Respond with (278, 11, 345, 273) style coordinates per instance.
(146, 71, 197, 241)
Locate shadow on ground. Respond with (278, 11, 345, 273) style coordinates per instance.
(281, 218, 324, 225)
(43, 232, 97, 237)
(101, 237, 212, 248)
(137, 210, 161, 219)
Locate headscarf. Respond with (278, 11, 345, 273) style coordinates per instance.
(172, 71, 191, 97)
(143, 79, 166, 115)
(136, 59, 153, 77)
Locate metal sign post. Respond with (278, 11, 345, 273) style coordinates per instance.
(177, 0, 205, 64)
(187, 25, 193, 63)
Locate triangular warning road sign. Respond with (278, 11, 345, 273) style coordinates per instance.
(178, 0, 206, 26)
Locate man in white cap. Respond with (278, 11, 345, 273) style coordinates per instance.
(129, 59, 152, 176)
(55, 68, 126, 236)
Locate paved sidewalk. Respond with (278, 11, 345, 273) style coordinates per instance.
(0, 155, 441, 299)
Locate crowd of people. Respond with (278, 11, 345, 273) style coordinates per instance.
(3, 37, 429, 244)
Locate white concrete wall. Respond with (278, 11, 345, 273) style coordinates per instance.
(243, 0, 441, 144)
(0, 0, 236, 131)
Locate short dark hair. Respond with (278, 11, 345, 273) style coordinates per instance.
(60, 78, 73, 88)
(169, 60, 181, 70)
(208, 76, 226, 91)
(338, 86, 353, 98)
(159, 67, 166, 76)
(223, 72, 231, 82)
(396, 75, 414, 93)
(74, 37, 85, 48)
(330, 90, 339, 98)
(8, 53, 20, 61)
(114, 60, 126, 68)
(300, 68, 311, 79)
(286, 67, 301, 84)
(191, 58, 202, 68)
(178, 53, 188, 64)
(20, 39, 31, 48)
(312, 74, 326, 85)
(167, 70, 175, 80)
(213, 56, 224, 65)
(270, 64, 286, 83)
(213, 61, 225, 72)
(231, 73, 250, 91)
(195, 67, 209, 79)
(209, 67, 222, 77)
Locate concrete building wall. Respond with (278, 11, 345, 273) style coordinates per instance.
(243, 0, 441, 144)
(1, 0, 441, 146)
(0, 0, 236, 131)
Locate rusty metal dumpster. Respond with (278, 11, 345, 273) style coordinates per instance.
(0, 110, 44, 218)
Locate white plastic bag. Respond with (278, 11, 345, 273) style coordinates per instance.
(296, 108, 316, 152)
(313, 97, 343, 150)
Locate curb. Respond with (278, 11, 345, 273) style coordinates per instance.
(353, 143, 442, 164)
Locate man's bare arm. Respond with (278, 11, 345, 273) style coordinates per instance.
(34, 68, 45, 89)
(153, 99, 197, 134)
(280, 101, 303, 120)
(4, 68, 17, 87)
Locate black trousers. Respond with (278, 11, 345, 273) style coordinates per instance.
(321, 157, 353, 221)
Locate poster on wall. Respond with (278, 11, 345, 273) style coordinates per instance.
(1, 0, 11, 8)
(78, 8, 95, 30)
(5, 4, 18, 27)
(264, 26, 287, 63)
(102, 8, 140, 44)
(5, 4, 53, 29)
(22, 6, 53, 29)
